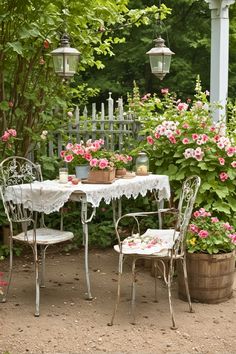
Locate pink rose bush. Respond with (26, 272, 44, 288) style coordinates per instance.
(60, 139, 105, 166)
(186, 208, 236, 254)
(132, 79, 236, 220)
(0, 128, 17, 160)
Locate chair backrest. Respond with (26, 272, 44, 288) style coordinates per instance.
(0, 156, 42, 225)
(176, 175, 201, 252)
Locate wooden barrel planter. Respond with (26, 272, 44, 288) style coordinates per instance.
(178, 251, 235, 304)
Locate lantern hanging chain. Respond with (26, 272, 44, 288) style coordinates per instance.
(156, 0, 171, 48)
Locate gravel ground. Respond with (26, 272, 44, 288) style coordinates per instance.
(0, 247, 236, 354)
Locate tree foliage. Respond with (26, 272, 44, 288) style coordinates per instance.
(84, 0, 236, 102)
(0, 0, 170, 156)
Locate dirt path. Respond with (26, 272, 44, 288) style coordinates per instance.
(0, 248, 235, 354)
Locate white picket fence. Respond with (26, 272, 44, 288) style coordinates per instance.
(48, 92, 141, 157)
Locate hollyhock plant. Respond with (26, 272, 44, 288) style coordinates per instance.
(186, 208, 236, 254)
(133, 78, 236, 221)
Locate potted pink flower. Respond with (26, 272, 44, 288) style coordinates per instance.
(88, 157, 116, 183)
(111, 153, 133, 177)
(60, 139, 105, 179)
(178, 208, 236, 304)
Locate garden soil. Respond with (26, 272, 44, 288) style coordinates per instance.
(0, 247, 235, 354)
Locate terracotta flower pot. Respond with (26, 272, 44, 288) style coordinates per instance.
(115, 168, 126, 177)
(88, 168, 116, 183)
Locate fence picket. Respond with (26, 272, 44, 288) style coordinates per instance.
(47, 92, 139, 159)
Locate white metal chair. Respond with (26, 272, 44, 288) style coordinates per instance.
(108, 175, 201, 329)
(0, 156, 74, 316)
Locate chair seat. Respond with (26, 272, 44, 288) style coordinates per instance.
(114, 229, 180, 256)
(13, 227, 74, 245)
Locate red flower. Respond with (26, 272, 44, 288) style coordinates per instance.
(43, 39, 50, 49)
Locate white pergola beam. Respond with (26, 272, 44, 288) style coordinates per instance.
(205, 0, 235, 122)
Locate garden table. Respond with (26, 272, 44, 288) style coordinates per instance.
(5, 174, 170, 299)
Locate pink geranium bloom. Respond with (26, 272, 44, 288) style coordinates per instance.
(60, 150, 66, 158)
(8, 129, 17, 137)
(231, 161, 236, 168)
(211, 217, 219, 223)
(154, 132, 160, 139)
(182, 123, 190, 129)
(213, 135, 220, 142)
(84, 152, 92, 161)
(201, 134, 209, 142)
(90, 158, 98, 167)
(98, 158, 109, 169)
(147, 135, 154, 145)
(182, 138, 189, 144)
(219, 172, 228, 182)
(64, 154, 74, 163)
(193, 211, 201, 218)
(194, 147, 204, 161)
(169, 135, 176, 144)
(66, 143, 73, 150)
(189, 224, 199, 233)
(177, 102, 188, 111)
(228, 233, 236, 244)
(192, 134, 199, 140)
(1, 131, 10, 142)
(226, 147, 236, 157)
(198, 230, 209, 238)
(218, 157, 225, 165)
(223, 222, 233, 231)
(161, 88, 169, 95)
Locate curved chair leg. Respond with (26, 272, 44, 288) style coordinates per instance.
(167, 258, 177, 330)
(182, 256, 194, 313)
(131, 257, 137, 325)
(1, 239, 13, 303)
(108, 253, 124, 326)
(32, 244, 40, 317)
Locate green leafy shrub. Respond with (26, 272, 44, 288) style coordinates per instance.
(132, 80, 236, 222)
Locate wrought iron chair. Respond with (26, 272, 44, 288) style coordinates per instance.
(108, 175, 201, 329)
(0, 156, 74, 316)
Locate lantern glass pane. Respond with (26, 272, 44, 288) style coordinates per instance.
(149, 55, 172, 74)
(67, 55, 78, 73)
(163, 56, 171, 72)
(52, 56, 63, 74)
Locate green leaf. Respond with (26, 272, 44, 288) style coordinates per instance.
(167, 164, 178, 175)
(201, 182, 211, 191)
(6, 41, 23, 55)
(0, 101, 9, 111)
(214, 187, 229, 199)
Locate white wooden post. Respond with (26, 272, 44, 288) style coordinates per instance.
(205, 0, 235, 122)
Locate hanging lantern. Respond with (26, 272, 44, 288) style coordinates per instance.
(51, 33, 80, 79)
(146, 36, 174, 80)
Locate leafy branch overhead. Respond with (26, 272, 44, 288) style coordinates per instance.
(0, 0, 171, 156)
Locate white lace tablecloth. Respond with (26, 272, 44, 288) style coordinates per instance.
(6, 175, 170, 214)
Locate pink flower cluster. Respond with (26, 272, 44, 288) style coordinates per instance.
(90, 158, 114, 170)
(60, 139, 104, 164)
(189, 208, 236, 245)
(1, 129, 17, 142)
(183, 147, 204, 161)
(112, 153, 132, 168)
(147, 120, 180, 145)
